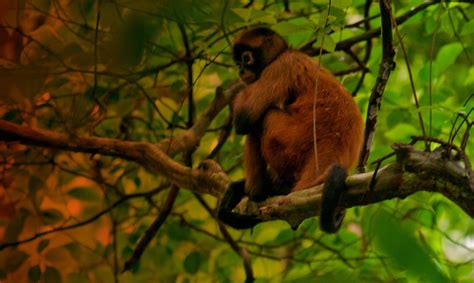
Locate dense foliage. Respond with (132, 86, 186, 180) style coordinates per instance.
(0, 0, 472, 282)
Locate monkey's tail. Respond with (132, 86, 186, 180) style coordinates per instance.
(319, 164, 347, 233)
(217, 181, 262, 229)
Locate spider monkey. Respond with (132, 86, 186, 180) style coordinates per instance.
(218, 27, 363, 233)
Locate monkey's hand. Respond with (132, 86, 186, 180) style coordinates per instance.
(232, 87, 263, 135)
(217, 181, 262, 229)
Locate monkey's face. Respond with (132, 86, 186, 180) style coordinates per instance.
(233, 28, 289, 84)
(233, 46, 263, 84)
(238, 51, 257, 84)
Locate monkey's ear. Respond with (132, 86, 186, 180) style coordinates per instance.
(217, 181, 262, 229)
(319, 165, 347, 233)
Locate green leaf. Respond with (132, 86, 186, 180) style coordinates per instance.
(332, 0, 352, 9)
(67, 187, 101, 202)
(321, 33, 336, 52)
(384, 123, 419, 141)
(101, 13, 158, 70)
(272, 22, 312, 36)
(133, 176, 141, 188)
(28, 265, 42, 282)
(43, 266, 61, 283)
(28, 175, 44, 209)
(170, 80, 184, 93)
(167, 222, 190, 241)
(2, 110, 20, 122)
(272, 228, 295, 244)
(66, 273, 88, 283)
(435, 43, 463, 74)
(183, 251, 205, 274)
(371, 209, 449, 283)
(313, 0, 330, 4)
(5, 250, 29, 272)
(41, 209, 64, 225)
(386, 110, 411, 128)
(250, 10, 277, 24)
(37, 239, 50, 253)
(5, 208, 29, 243)
(460, 20, 474, 36)
(231, 8, 251, 22)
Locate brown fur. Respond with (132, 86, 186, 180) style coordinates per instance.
(233, 30, 363, 200)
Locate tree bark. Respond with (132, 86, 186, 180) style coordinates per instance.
(0, 119, 472, 228)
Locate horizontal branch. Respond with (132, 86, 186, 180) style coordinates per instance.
(232, 144, 474, 229)
(0, 121, 227, 197)
(1, 115, 472, 230)
(0, 83, 243, 197)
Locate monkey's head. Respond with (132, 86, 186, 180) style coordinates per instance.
(233, 27, 288, 84)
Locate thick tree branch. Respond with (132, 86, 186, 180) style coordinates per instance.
(232, 144, 474, 229)
(1, 119, 472, 230)
(0, 83, 242, 197)
(0, 119, 228, 197)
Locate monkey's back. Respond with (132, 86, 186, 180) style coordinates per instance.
(260, 51, 363, 189)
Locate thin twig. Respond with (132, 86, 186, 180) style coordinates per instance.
(352, 0, 373, 96)
(429, 3, 443, 149)
(392, 5, 429, 151)
(122, 186, 179, 272)
(356, 0, 395, 172)
(0, 186, 167, 251)
(302, 0, 461, 56)
(193, 194, 255, 283)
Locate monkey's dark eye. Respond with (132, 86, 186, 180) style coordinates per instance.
(242, 54, 250, 64)
(241, 51, 254, 66)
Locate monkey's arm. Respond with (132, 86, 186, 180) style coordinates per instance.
(233, 52, 299, 134)
(244, 133, 272, 201)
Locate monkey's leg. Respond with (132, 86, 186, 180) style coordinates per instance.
(290, 139, 350, 233)
(217, 133, 269, 229)
(217, 180, 262, 229)
(244, 133, 272, 202)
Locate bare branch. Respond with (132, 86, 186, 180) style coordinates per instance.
(158, 82, 245, 155)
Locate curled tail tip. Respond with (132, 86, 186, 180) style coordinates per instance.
(319, 164, 348, 233)
(329, 164, 348, 181)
